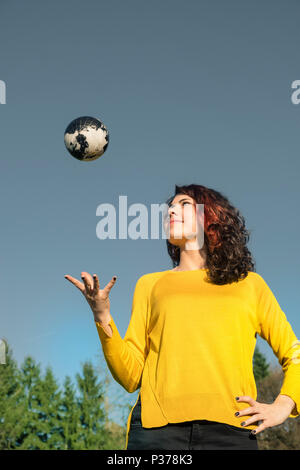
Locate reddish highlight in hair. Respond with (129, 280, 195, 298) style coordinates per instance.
(165, 184, 255, 285)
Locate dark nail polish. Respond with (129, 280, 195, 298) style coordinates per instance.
(251, 430, 256, 434)
(235, 412, 239, 416)
(235, 396, 239, 401)
(241, 421, 246, 426)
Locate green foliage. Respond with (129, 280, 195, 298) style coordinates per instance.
(74, 361, 110, 449)
(58, 375, 81, 449)
(0, 344, 126, 450)
(1, 342, 298, 450)
(253, 346, 270, 383)
(0, 344, 28, 449)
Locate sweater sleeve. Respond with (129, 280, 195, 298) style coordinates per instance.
(255, 274, 300, 418)
(94, 275, 149, 393)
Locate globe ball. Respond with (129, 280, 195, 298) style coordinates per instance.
(64, 116, 109, 161)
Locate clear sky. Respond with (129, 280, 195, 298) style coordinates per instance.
(1, 0, 300, 426)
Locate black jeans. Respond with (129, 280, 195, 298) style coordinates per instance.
(126, 396, 259, 450)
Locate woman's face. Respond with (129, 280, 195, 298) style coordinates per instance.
(164, 194, 203, 246)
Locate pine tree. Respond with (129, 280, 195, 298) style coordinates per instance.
(17, 356, 44, 448)
(58, 375, 81, 449)
(17, 357, 62, 449)
(253, 346, 270, 382)
(33, 366, 63, 449)
(1, 345, 131, 449)
(0, 343, 28, 449)
(75, 361, 110, 449)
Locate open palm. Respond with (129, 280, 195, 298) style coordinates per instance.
(64, 271, 117, 320)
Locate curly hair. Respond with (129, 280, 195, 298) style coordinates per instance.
(165, 184, 256, 285)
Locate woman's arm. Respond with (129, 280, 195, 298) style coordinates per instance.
(95, 313, 113, 337)
(254, 273, 300, 418)
(95, 275, 150, 393)
(274, 394, 296, 414)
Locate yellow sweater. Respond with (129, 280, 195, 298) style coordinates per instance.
(95, 269, 300, 449)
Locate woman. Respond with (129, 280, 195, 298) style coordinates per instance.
(65, 184, 300, 450)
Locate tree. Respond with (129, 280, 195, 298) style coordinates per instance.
(0, 344, 133, 450)
(17, 357, 63, 449)
(32, 366, 63, 449)
(253, 346, 270, 382)
(0, 343, 28, 449)
(75, 360, 114, 449)
(58, 375, 81, 449)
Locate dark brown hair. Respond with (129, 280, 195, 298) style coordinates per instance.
(165, 184, 256, 285)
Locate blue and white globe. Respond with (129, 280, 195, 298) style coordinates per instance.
(64, 116, 109, 161)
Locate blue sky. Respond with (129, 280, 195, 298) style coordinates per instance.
(1, 0, 300, 426)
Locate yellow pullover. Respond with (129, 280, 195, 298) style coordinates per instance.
(95, 269, 300, 449)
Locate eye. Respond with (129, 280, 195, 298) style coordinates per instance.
(168, 201, 191, 209)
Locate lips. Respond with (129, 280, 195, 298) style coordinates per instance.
(170, 219, 182, 224)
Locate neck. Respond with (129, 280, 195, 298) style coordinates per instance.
(176, 247, 207, 271)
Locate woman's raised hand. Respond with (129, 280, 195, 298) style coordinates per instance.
(64, 271, 117, 322)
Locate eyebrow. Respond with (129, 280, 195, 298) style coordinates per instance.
(169, 198, 193, 206)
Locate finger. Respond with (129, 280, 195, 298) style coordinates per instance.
(251, 422, 267, 436)
(103, 276, 117, 294)
(235, 406, 257, 417)
(64, 274, 85, 293)
(236, 396, 257, 407)
(92, 274, 100, 294)
(81, 272, 93, 294)
(240, 414, 264, 427)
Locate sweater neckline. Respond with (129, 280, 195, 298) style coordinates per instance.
(168, 268, 207, 273)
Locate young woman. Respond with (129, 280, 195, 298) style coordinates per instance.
(65, 184, 300, 450)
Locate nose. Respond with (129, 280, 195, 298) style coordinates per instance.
(169, 206, 177, 217)
(168, 204, 182, 220)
